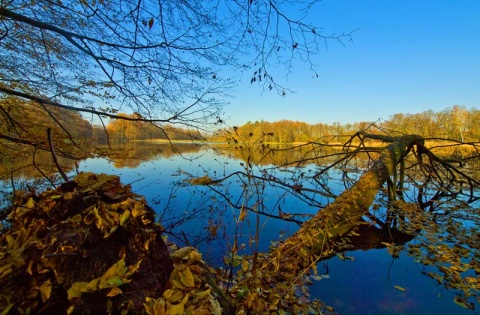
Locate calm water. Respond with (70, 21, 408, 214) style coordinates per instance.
(45, 144, 480, 314)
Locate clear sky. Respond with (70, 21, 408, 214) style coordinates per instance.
(223, 0, 480, 127)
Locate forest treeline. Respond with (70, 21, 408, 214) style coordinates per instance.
(104, 104, 479, 144)
(2, 100, 478, 147)
(213, 105, 479, 143)
(105, 113, 205, 143)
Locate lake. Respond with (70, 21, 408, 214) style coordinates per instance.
(3, 143, 479, 314)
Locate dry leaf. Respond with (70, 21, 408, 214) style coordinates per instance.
(179, 267, 195, 288)
(106, 287, 123, 297)
(39, 280, 52, 302)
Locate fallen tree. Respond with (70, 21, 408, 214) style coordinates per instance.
(1, 132, 478, 314)
(224, 132, 479, 313)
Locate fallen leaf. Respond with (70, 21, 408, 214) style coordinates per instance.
(39, 280, 52, 302)
(394, 285, 406, 292)
(106, 287, 123, 297)
(179, 267, 195, 287)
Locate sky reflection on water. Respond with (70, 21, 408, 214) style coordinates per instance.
(75, 146, 477, 315)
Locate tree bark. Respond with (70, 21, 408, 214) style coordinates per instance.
(266, 134, 423, 278)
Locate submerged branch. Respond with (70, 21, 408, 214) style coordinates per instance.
(230, 134, 426, 313)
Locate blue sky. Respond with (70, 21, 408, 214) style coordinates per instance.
(223, 0, 480, 126)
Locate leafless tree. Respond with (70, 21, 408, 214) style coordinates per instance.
(0, 0, 354, 130)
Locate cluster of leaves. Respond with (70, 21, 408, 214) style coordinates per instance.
(0, 172, 172, 314)
(67, 258, 142, 303)
(144, 246, 223, 315)
(222, 251, 332, 314)
(390, 201, 479, 310)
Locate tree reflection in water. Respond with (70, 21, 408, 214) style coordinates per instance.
(1, 134, 479, 312)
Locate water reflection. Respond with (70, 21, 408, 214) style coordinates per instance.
(2, 142, 479, 314)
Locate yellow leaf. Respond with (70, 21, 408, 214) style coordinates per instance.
(92, 206, 103, 230)
(394, 285, 406, 292)
(64, 191, 74, 200)
(83, 211, 95, 225)
(9, 227, 30, 250)
(144, 297, 166, 315)
(169, 268, 185, 289)
(154, 300, 166, 315)
(69, 214, 83, 223)
(454, 297, 474, 310)
(171, 247, 193, 260)
(241, 259, 249, 272)
(189, 250, 203, 262)
(185, 305, 195, 315)
(104, 226, 118, 239)
(132, 202, 147, 218)
(166, 295, 188, 315)
(171, 278, 185, 289)
(39, 280, 52, 302)
(66, 306, 75, 315)
(144, 239, 150, 251)
(125, 260, 143, 277)
(141, 214, 152, 225)
(5, 234, 15, 249)
(179, 267, 195, 287)
(464, 276, 478, 284)
(25, 198, 35, 209)
(25, 260, 35, 276)
(193, 288, 211, 302)
(103, 259, 127, 279)
(68, 282, 89, 300)
(163, 289, 184, 303)
(0, 263, 13, 278)
(70, 281, 89, 293)
(186, 175, 213, 186)
(85, 278, 100, 291)
(165, 303, 184, 315)
(106, 287, 123, 297)
(239, 207, 247, 222)
(61, 245, 76, 253)
(119, 209, 131, 226)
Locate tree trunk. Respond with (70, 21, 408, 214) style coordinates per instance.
(268, 134, 423, 277)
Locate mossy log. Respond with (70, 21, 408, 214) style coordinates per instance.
(268, 134, 424, 279)
(230, 135, 425, 313)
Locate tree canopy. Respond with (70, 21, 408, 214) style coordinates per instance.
(0, 0, 352, 132)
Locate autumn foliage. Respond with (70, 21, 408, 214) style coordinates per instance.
(212, 105, 480, 144)
(0, 173, 173, 314)
(105, 114, 205, 143)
